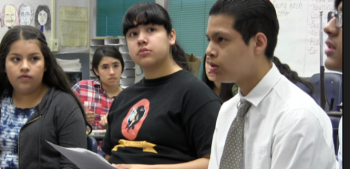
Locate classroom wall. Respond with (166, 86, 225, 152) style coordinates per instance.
(3, 0, 337, 79)
(0, 0, 91, 54)
(55, 53, 90, 80)
(54, 0, 90, 54)
(156, 0, 169, 11)
(0, 0, 52, 44)
(0, 0, 165, 53)
(271, 0, 338, 77)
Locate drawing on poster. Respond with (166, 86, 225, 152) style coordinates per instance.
(34, 5, 51, 31)
(18, 3, 34, 26)
(1, 4, 19, 27)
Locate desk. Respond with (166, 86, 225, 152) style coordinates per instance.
(90, 130, 106, 142)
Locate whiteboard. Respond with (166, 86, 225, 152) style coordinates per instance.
(271, 0, 337, 77)
(0, 0, 52, 44)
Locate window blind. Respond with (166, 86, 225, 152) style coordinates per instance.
(169, 0, 216, 79)
(96, 0, 154, 37)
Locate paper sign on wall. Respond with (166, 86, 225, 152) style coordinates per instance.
(59, 6, 88, 47)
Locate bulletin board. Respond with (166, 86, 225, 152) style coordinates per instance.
(271, 0, 337, 77)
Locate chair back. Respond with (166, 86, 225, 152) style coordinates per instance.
(310, 73, 342, 111)
(328, 115, 340, 156)
(87, 135, 98, 153)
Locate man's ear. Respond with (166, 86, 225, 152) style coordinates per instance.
(169, 29, 176, 46)
(254, 32, 267, 56)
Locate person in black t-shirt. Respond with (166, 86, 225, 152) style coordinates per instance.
(101, 2, 222, 169)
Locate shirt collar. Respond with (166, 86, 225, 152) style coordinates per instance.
(93, 79, 102, 87)
(238, 63, 282, 107)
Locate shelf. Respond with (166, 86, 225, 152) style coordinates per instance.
(121, 76, 135, 79)
(121, 54, 132, 61)
(119, 46, 129, 53)
(104, 44, 126, 46)
(120, 77, 135, 86)
(105, 38, 119, 45)
(90, 39, 104, 46)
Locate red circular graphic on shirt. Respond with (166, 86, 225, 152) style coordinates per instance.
(121, 99, 150, 140)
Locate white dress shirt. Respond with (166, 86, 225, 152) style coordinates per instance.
(209, 64, 337, 169)
(338, 116, 342, 169)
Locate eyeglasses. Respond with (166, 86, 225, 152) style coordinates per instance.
(327, 11, 342, 28)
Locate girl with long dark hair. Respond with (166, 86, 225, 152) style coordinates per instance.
(0, 25, 91, 169)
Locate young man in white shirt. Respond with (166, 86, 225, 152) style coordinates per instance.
(323, 0, 343, 168)
(205, 0, 338, 168)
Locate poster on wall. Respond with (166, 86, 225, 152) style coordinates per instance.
(271, 0, 336, 77)
(34, 5, 51, 32)
(18, 3, 34, 26)
(59, 6, 88, 47)
(1, 4, 19, 28)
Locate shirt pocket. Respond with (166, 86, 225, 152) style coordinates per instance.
(251, 144, 270, 169)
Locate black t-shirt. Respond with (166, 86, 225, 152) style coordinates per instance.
(102, 70, 222, 164)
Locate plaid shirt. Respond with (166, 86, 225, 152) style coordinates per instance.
(72, 79, 115, 130)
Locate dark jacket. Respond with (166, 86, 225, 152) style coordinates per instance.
(1, 87, 87, 169)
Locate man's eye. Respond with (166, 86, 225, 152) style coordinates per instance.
(218, 37, 226, 42)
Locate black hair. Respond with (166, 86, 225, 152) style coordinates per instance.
(335, 0, 342, 9)
(220, 83, 235, 102)
(201, 55, 235, 102)
(272, 56, 314, 96)
(0, 25, 92, 133)
(92, 46, 125, 78)
(122, 2, 189, 71)
(209, 0, 279, 60)
(34, 5, 51, 31)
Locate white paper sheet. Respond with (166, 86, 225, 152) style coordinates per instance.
(46, 140, 116, 169)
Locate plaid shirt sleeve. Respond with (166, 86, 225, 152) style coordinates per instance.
(72, 82, 81, 97)
(71, 80, 114, 130)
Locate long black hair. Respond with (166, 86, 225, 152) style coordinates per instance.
(0, 25, 92, 133)
(273, 56, 314, 96)
(122, 2, 189, 71)
(201, 55, 235, 102)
